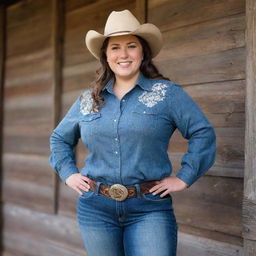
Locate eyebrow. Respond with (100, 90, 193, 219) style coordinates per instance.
(109, 41, 138, 46)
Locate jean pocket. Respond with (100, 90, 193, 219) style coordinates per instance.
(79, 190, 95, 200)
(142, 192, 171, 202)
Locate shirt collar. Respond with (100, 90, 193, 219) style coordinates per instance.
(102, 72, 153, 93)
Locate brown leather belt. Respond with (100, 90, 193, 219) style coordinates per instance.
(90, 180, 159, 201)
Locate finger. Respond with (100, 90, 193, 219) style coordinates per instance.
(160, 189, 170, 198)
(149, 183, 163, 193)
(79, 180, 90, 189)
(81, 176, 91, 183)
(78, 184, 90, 192)
(152, 186, 167, 195)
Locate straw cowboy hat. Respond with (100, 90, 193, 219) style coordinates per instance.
(85, 10, 163, 59)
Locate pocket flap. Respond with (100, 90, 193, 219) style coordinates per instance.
(80, 113, 101, 122)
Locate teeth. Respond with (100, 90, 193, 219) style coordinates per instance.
(118, 62, 131, 66)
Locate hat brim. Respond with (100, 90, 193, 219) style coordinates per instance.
(85, 23, 163, 59)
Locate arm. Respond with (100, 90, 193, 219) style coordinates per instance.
(150, 84, 216, 196)
(49, 97, 81, 181)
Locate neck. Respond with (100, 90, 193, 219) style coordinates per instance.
(114, 73, 140, 89)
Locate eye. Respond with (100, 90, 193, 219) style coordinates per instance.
(111, 46, 119, 50)
(128, 44, 137, 48)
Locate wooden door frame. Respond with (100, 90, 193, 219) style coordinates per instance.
(243, 0, 256, 254)
(0, 2, 6, 253)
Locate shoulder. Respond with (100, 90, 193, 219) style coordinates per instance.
(79, 89, 94, 115)
(146, 78, 180, 92)
(145, 79, 184, 100)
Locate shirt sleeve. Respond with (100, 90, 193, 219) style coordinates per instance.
(168, 84, 216, 187)
(49, 97, 81, 182)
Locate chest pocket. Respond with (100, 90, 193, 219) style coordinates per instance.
(131, 108, 159, 134)
(79, 113, 101, 138)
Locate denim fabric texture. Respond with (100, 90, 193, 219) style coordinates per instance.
(77, 182, 177, 256)
(49, 73, 216, 187)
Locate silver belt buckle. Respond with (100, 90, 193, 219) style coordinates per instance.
(109, 184, 128, 201)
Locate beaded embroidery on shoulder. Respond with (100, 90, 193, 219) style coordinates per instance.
(138, 82, 169, 108)
(80, 90, 94, 115)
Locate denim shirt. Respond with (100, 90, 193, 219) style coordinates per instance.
(49, 73, 216, 187)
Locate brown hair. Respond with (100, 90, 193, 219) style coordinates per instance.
(91, 36, 169, 112)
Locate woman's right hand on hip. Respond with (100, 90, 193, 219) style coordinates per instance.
(65, 173, 92, 195)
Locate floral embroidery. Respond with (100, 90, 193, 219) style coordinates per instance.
(80, 90, 94, 115)
(138, 83, 168, 107)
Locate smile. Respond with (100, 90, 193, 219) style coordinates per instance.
(118, 61, 132, 67)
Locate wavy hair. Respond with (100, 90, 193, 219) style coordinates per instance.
(91, 36, 169, 112)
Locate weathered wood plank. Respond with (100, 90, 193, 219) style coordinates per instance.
(243, 198, 256, 240)
(243, 0, 256, 252)
(172, 176, 243, 237)
(177, 232, 243, 256)
(136, 0, 146, 23)
(6, 0, 52, 57)
(148, 0, 245, 31)
(184, 80, 245, 120)
(0, 2, 6, 253)
(3, 203, 86, 256)
(2, 178, 54, 214)
(2, 0, 55, 215)
(157, 47, 245, 85)
(179, 223, 243, 247)
(3, 153, 54, 185)
(244, 239, 256, 256)
(157, 13, 245, 61)
(4, 49, 53, 96)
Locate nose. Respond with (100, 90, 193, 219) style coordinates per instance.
(120, 47, 128, 58)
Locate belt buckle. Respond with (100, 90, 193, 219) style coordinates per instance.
(109, 184, 128, 201)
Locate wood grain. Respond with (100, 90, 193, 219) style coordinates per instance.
(3, 203, 86, 256)
(156, 13, 245, 61)
(243, 0, 256, 252)
(177, 232, 243, 256)
(0, 2, 6, 253)
(173, 176, 243, 237)
(148, 0, 245, 31)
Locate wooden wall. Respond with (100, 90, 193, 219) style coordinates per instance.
(149, 0, 245, 255)
(0, 0, 246, 255)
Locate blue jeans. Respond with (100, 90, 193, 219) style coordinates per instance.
(77, 182, 177, 256)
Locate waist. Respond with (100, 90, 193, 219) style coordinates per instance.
(89, 180, 159, 201)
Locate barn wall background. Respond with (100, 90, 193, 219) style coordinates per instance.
(0, 0, 246, 255)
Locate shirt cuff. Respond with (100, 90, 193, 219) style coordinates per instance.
(176, 168, 198, 187)
(58, 167, 79, 182)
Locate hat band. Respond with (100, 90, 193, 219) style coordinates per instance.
(106, 30, 132, 36)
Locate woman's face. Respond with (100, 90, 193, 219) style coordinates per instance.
(106, 35, 143, 81)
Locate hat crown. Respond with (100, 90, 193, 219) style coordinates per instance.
(104, 10, 140, 36)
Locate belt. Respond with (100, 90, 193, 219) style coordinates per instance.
(89, 180, 159, 201)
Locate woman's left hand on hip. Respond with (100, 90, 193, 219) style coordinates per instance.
(149, 176, 188, 198)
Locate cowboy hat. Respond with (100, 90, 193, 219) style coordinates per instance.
(85, 10, 163, 59)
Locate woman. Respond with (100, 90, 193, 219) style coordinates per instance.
(49, 10, 216, 256)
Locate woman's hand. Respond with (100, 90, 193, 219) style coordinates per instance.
(149, 176, 188, 198)
(65, 173, 92, 195)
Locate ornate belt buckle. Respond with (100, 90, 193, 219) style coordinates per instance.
(109, 184, 128, 201)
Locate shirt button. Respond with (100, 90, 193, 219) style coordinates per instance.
(122, 99, 126, 102)
(115, 151, 118, 154)
(114, 119, 117, 122)
(115, 138, 118, 141)
(143, 111, 146, 114)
